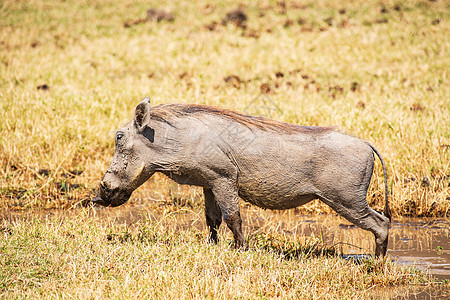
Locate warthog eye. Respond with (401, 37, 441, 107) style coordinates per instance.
(116, 132, 124, 143)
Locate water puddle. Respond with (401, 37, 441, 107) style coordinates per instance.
(371, 285, 450, 299)
(389, 218, 449, 281)
(241, 208, 450, 281)
(1, 204, 449, 281)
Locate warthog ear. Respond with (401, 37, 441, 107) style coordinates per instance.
(134, 97, 151, 131)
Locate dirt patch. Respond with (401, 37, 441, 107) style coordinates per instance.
(242, 28, 260, 38)
(204, 21, 219, 31)
(224, 75, 243, 89)
(204, 9, 253, 35)
(178, 72, 190, 80)
(260, 83, 272, 94)
(329, 85, 344, 93)
(350, 81, 360, 92)
(328, 85, 344, 99)
(410, 103, 426, 112)
(124, 8, 174, 28)
(37, 84, 50, 91)
(356, 101, 366, 110)
(221, 68, 327, 93)
(222, 9, 248, 29)
(146, 9, 174, 22)
(375, 18, 388, 24)
(323, 17, 334, 27)
(283, 19, 294, 28)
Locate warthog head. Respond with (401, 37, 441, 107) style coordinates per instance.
(93, 98, 155, 207)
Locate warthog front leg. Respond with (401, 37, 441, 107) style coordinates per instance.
(203, 188, 222, 244)
(224, 208, 244, 249)
(210, 180, 245, 248)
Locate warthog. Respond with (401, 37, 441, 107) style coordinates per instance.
(94, 98, 391, 256)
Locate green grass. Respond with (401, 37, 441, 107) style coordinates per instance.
(0, 210, 441, 299)
(0, 1, 449, 215)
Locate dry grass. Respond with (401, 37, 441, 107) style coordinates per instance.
(0, 209, 443, 299)
(0, 0, 449, 217)
(1, 2, 448, 297)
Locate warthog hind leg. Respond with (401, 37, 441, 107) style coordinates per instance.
(320, 194, 390, 257)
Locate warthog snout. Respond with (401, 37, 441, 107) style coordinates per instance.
(93, 180, 132, 207)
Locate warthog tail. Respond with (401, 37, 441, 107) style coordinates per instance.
(367, 143, 391, 221)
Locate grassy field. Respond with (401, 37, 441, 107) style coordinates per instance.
(0, 0, 449, 216)
(0, 0, 449, 297)
(1, 0, 449, 216)
(1, 208, 445, 299)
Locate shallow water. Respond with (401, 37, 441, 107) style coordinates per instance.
(389, 218, 449, 281)
(1, 204, 449, 281)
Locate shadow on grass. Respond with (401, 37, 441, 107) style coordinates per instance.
(247, 232, 337, 259)
(247, 232, 389, 274)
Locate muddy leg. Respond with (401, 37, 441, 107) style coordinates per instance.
(224, 209, 244, 249)
(210, 180, 245, 248)
(355, 208, 389, 257)
(320, 196, 390, 257)
(203, 188, 222, 244)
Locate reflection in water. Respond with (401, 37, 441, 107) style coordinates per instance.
(1, 204, 449, 281)
(389, 219, 450, 280)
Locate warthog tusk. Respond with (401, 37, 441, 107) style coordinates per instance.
(100, 181, 107, 189)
